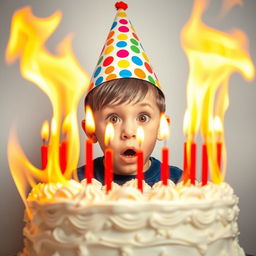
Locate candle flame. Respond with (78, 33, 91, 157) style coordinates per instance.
(214, 116, 223, 134)
(104, 122, 114, 146)
(183, 110, 190, 137)
(62, 115, 71, 136)
(181, 0, 255, 183)
(85, 106, 95, 134)
(6, 7, 90, 207)
(159, 113, 170, 140)
(41, 120, 49, 142)
(136, 126, 144, 145)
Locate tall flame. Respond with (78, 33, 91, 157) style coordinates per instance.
(85, 106, 95, 135)
(136, 126, 144, 146)
(104, 122, 115, 146)
(6, 7, 90, 205)
(181, 0, 255, 183)
(159, 113, 170, 140)
(41, 120, 49, 142)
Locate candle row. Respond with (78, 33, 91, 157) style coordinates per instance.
(41, 112, 171, 193)
(183, 141, 222, 185)
(41, 140, 68, 173)
(40, 120, 68, 173)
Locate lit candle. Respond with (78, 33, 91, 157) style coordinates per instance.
(136, 126, 144, 192)
(41, 120, 49, 170)
(214, 116, 223, 170)
(183, 110, 197, 184)
(159, 114, 170, 185)
(85, 106, 95, 184)
(190, 142, 196, 185)
(201, 143, 208, 186)
(104, 122, 114, 193)
(60, 117, 69, 174)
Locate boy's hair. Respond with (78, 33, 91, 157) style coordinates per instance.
(85, 78, 166, 112)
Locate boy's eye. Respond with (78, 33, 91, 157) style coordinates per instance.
(138, 114, 150, 122)
(108, 114, 120, 123)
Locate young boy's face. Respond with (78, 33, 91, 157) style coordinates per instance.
(93, 89, 161, 175)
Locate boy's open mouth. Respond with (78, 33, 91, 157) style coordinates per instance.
(122, 149, 137, 158)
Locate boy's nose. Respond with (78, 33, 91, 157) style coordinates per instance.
(121, 123, 136, 140)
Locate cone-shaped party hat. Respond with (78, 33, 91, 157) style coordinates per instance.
(89, 1, 161, 91)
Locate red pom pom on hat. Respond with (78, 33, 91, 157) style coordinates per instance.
(115, 1, 128, 10)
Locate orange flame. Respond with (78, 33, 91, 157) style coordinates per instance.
(6, 7, 90, 205)
(136, 126, 144, 146)
(214, 116, 223, 137)
(181, 0, 255, 184)
(41, 120, 49, 142)
(104, 122, 115, 146)
(159, 113, 170, 140)
(85, 106, 95, 135)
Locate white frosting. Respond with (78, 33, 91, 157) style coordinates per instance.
(81, 178, 103, 189)
(107, 186, 144, 201)
(122, 178, 151, 194)
(102, 181, 121, 193)
(20, 180, 245, 256)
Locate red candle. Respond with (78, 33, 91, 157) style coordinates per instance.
(190, 142, 196, 185)
(136, 126, 144, 192)
(183, 142, 189, 183)
(60, 140, 67, 173)
(159, 114, 170, 186)
(214, 116, 223, 171)
(41, 143, 48, 169)
(40, 121, 49, 170)
(217, 142, 222, 169)
(105, 148, 113, 192)
(104, 122, 114, 193)
(85, 106, 96, 183)
(161, 146, 169, 185)
(202, 143, 208, 186)
(86, 138, 93, 183)
(136, 150, 144, 192)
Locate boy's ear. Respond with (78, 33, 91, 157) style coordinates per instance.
(81, 120, 98, 143)
(157, 115, 171, 141)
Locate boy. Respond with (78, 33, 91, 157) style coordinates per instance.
(77, 78, 182, 186)
(77, 1, 182, 185)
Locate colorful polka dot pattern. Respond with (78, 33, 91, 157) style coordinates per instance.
(90, 8, 161, 90)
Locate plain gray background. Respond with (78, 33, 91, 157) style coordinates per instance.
(0, 0, 255, 255)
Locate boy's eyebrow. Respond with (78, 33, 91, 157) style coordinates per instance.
(137, 102, 154, 109)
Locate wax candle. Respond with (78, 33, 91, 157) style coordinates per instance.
(161, 147, 169, 185)
(136, 126, 144, 192)
(202, 143, 208, 186)
(40, 121, 49, 170)
(217, 142, 222, 169)
(85, 106, 95, 183)
(183, 142, 189, 183)
(59, 116, 71, 174)
(60, 139, 67, 173)
(190, 142, 196, 185)
(104, 122, 114, 193)
(85, 139, 93, 183)
(183, 141, 196, 185)
(182, 110, 191, 184)
(105, 148, 113, 192)
(136, 149, 144, 192)
(159, 114, 170, 185)
(214, 116, 223, 170)
(41, 143, 48, 170)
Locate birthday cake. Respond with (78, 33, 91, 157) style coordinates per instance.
(6, 1, 253, 256)
(19, 179, 245, 256)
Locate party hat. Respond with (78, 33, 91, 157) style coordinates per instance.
(90, 1, 161, 90)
